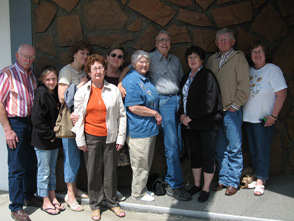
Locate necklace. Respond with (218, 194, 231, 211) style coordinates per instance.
(92, 85, 103, 119)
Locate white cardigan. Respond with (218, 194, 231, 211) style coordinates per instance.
(72, 80, 126, 147)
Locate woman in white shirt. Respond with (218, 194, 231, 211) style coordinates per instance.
(58, 40, 92, 211)
(243, 41, 287, 196)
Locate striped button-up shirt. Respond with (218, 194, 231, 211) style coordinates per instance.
(148, 50, 184, 95)
(0, 62, 37, 117)
(216, 48, 235, 68)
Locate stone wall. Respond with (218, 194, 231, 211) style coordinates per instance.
(31, 0, 294, 188)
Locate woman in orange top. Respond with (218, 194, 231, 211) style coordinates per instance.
(72, 54, 126, 221)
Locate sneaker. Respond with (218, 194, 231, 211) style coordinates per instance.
(116, 191, 126, 201)
(165, 183, 191, 201)
(134, 194, 155, 202)
(198, 190, 209, 203)
(146, 190, 155, 196)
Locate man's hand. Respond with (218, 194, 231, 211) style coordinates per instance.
(228, 107, 237, 112)
(5, 129, 19, 149)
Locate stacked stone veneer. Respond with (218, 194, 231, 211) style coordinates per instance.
(32, 0, 294, 187)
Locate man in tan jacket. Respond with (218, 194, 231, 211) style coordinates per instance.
(206, 28, 250, 196)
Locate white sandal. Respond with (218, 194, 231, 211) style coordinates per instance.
(75, 189, 89, 199)
(247, 181, 256, 189)
(254, 185, 265, 196)
(64, 194, 84, 212)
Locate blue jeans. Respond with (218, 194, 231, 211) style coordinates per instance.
(62, 138, 82, 183)
(159, 94, 183, 189)
(35, 148, 59, 197)
(215, 109, 243, 188)
(7, 117, 37, 212)
(245, 122, 274, 180)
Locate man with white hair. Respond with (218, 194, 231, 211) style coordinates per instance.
(0, 44, 41, 221)
(206, 28, 250, 196)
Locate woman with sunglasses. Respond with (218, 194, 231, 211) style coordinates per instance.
(105, 45, 126, 86)
(105, 45, 128, 202)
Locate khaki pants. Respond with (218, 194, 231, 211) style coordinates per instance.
(84, 133, 118, 209)
(127, 135, 156, 198)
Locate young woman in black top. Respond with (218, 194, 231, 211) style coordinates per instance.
(31, 66, 64, 215)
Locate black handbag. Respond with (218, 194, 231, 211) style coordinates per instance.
(147, 173, 166, 196)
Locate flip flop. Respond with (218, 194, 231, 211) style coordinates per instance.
(41, 207, 60, 215)
(53, 203, 65, 212)
(110, 207, 126, 218)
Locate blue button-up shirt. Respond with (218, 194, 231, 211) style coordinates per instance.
(147, 50, 184, 95)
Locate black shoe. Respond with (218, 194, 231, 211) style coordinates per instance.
(24, 196, 43, 207)
(198, 190, 209, 203)
(165, 183, 191, 201)
(188, 186, 202, 195)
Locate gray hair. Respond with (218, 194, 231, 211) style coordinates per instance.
(155, 30, 171, 41)
(17, 44, 34, 52)
(131, 50, 150, 64)
(216, 28, 235, 40)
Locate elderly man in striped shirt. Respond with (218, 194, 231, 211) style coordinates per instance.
(0, 44, 41, 221)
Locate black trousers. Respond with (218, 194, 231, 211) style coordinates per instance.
(187, 129, 217, 173)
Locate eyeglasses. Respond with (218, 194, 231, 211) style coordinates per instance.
(110, 53, 123, 60)
(187, 56, 200, 60)
(137, 61, 150, 65)
(19, 53, 36, 60)
(216, 38, 231, 43)
(91, 66, 105, 72)
(252, 50, 265, 55)
(156, 38, 171, 43)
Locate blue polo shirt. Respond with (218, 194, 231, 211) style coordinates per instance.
(122, 68, 159, 139)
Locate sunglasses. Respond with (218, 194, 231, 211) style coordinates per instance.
(110, 53, 123, 60)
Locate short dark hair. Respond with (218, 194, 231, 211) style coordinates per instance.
(84, 54, 107, 74)
(108, 45, 127, 59)
(38, 65, 57, 82)
(69, 40, 93, 62)
(247, 40, 271, 66)
(185, 45, 206, 62)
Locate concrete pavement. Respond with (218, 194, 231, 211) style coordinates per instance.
(1, 175, 293, 221)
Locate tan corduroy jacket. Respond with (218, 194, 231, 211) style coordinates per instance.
(206, 50, 250, 111)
